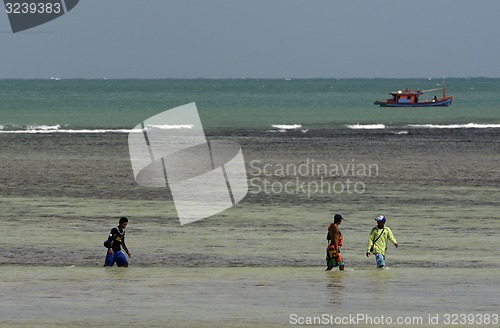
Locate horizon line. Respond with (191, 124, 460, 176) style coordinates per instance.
(0, 76, 497, 81)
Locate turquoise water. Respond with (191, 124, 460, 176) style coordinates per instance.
(1, 78, 500, 131)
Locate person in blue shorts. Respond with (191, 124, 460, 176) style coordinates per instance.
(105, 217, 132, 267)
(366, 215, 398, 268)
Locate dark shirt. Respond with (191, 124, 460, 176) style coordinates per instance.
(107, 227, 129, 254)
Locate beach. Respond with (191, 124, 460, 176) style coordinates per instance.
(1, 79, 499, 326)
(1, 128, 499, 327)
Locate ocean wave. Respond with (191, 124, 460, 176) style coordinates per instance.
(2, 122, 499, 134)
(144, 124, 194, 130)
(267, 124, 307, 133)
(0, 123, 199, 134)
(392, 130, 409, 135)
(347, 123, 500, 130)
(408, 123, 500, 129)
(271, 124, 302, 130)
(346, 124, 386, 130)
(0, 129, 134, 134)
(26, 124, 61, 131)
(0, 124, 135, 134)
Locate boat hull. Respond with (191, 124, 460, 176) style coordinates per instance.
(374, 97, 453, 107)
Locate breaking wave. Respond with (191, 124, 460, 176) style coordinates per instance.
(0, 124, 133, 134)
(267, 124, 307, 133)
(144, 124, 194, 130)
(2, 122, 499, 134)
(346, 123, 500, 130)
(346, 124, 386, 130)
(407, 123, 500, 129)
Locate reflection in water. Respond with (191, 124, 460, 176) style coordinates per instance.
(369, 268, 393, 308)
(326, 271, 344, 307)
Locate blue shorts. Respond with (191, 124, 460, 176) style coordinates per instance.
(105, 250, 128, 267)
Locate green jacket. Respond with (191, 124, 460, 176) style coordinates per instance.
(367, 226, 397, 256)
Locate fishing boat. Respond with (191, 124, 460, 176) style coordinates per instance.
(374, 84, 453, 107)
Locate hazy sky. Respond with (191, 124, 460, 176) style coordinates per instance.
(2, 0, 500, 79)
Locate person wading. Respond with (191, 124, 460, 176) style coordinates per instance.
(366, 215, 398, 268)
(104, 217, 133, 267)
(326, 213, 345, 271)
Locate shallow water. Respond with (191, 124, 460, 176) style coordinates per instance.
(1, 193, 499, 269)
(1, 127, 499, 327)
(0, 266, 498, 327)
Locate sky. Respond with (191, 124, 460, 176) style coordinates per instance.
(1, 0, 500, 79)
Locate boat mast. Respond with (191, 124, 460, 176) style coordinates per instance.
(420, 81, 447, 99)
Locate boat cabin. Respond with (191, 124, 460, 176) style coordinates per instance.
(390, 89, 424, 104)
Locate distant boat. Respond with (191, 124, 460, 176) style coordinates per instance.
(374, 84, 453, 107)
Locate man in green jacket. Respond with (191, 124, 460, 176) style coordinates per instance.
(366, 215, 399, 268)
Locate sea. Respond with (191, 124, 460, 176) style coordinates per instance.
(1, 78, 500, 133)
(0, 78, 499, 327)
